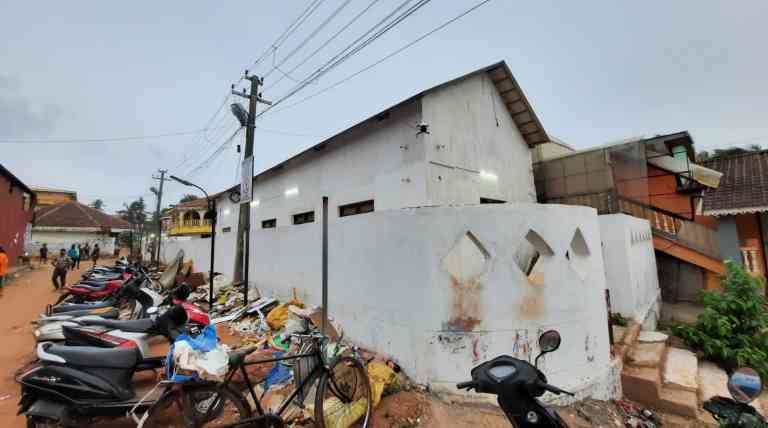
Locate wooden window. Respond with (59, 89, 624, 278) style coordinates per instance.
(293, 211, 315, 225)
(262, 219, 276, 229)
(480, 197, 506, 204)
(339, 200, 374, 217)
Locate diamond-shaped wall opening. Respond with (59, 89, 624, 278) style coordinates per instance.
(569, 227, 590, 279)
(523, 229, 553, 286)
(441, 231, 490, 284)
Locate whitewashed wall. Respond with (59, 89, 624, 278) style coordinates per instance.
(600, 214, 660, 329)
(421, 72, 537, 205)
(161, 197, 238, 280)
(247, 204, 614, 398)
(27, 230, 116, 256)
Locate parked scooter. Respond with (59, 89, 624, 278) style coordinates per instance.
(17, 305, 190, 427)
(457, 330, 573, 427)
(704, 367, 765, 427)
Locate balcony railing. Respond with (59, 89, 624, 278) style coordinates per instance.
(169, 219, 213, 236)
(542, 191, 721, 259)
(616, 196, 720, 259)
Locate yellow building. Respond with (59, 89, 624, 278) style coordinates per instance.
(31, 187, 78, 206)
(164, 197, 214, 236)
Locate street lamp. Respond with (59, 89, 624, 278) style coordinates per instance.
(169, 175, 217, 310)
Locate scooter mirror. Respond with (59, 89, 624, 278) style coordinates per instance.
(538, 330, 562, 353)
(146, 306, 159, 315)
(728, 368, 763, 404)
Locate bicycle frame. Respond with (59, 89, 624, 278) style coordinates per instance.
(200, 343, 330, 427)
(237, 348, 327, 418)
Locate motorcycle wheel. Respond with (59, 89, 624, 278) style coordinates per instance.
(26, 416, 61, 428)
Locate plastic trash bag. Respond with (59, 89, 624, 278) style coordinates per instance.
(322, 397, 369, 428)
(266, 299, 304, 330)
(367, 361, 395, 408)
(167, 325, 229, 382)
(263, 352, 293, 389)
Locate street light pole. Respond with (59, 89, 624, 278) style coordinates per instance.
(169, 175, 216, 309)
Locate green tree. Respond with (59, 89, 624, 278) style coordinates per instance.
(673, 261, 768, 378)
(697, 144, 762, 162)
(179, 194, 198, 204)
(89, 199, 105, 211)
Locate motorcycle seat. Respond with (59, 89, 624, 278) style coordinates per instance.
(43, 343, 139, 369)
(40, 307, 119, 321)
(72, 283, 109, 291)
(50, 300, 114, 314)
(82, 318, 155, 333)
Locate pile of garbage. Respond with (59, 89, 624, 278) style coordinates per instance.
(176, 274, 405, 427)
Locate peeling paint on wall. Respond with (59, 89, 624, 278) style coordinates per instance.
(441, 231, 490, 332)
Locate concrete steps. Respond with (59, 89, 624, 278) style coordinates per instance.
(620, 327, 701, 419)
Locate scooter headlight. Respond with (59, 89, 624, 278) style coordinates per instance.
(33, 329, 41, 338)
(526, 411, 539, 424)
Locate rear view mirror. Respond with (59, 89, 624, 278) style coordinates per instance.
(146, 306, 159, 315)
(538, 330, 562, 353)
(534, 330, 562, 368)
(728, 368, 763, 404)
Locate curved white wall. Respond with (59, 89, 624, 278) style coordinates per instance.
(248, 204, 613, 397)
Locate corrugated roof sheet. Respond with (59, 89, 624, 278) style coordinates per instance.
(702, 151, 768, 215)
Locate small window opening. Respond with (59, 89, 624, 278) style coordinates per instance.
(222, 226, 232, 233)
(339, 200, 374, 217)
(480, 197, 506, 204)
(293, 211, 315, 225)
(262, 218, 276, 229)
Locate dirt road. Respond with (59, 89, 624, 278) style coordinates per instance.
(0, 261, 95, 427)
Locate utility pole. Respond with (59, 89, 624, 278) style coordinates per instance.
(151, 169, 169, 266)
(232, 71, 271, 306)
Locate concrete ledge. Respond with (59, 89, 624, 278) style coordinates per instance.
(664, 348, 699, 392)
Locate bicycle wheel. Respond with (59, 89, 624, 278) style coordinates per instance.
(139, 391, 187, 428)
(314, 356, 372, 428)
(181, 384, 252, 428)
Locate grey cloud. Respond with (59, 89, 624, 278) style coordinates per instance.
(0, 75, 62, 137)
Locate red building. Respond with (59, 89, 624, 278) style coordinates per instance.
(0, 164, 36, 265)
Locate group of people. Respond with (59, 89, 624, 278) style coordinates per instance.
(39, 243, 100, 290)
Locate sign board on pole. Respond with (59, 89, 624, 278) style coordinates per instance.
(240, 156, 253, 204)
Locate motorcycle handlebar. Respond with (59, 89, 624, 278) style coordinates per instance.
(538, 380, 574, 397)
(456, 381, 476, 390)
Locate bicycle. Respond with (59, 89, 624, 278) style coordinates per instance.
(177, 332, 372, 428)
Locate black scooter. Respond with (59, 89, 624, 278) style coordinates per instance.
(457, 330, 573, 427)
(17, 305, 189, 427)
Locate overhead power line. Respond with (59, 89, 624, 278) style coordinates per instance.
(263, 0, 355, 81)
(241, 0, 327, 80)
(0, 127, 228, 144)
(266, 0, 494, 116)
(258, 0, 432, 118)
(266, 0, 384, 91)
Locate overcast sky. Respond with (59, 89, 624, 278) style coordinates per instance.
(2, 1, 767, 212)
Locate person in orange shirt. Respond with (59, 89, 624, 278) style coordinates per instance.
(0, 246, 8, 290)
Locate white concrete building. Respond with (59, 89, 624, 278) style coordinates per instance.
(165, 62, 635, 397)
(27, 201, 130, 256)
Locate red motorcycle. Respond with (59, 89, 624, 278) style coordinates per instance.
(54, 272, 133, 305)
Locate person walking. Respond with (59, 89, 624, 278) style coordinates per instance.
(39, 243, 49, 264)
(82, 243, 90, 260)
(0, 246, 8, 294)
(51, 249, 70, 290)
(67, 244, 80, 270)
(91, 243, 100, 266)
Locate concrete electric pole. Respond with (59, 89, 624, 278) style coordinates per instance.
(232, 71, 271, 305)
(151, 169, 169, 265)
